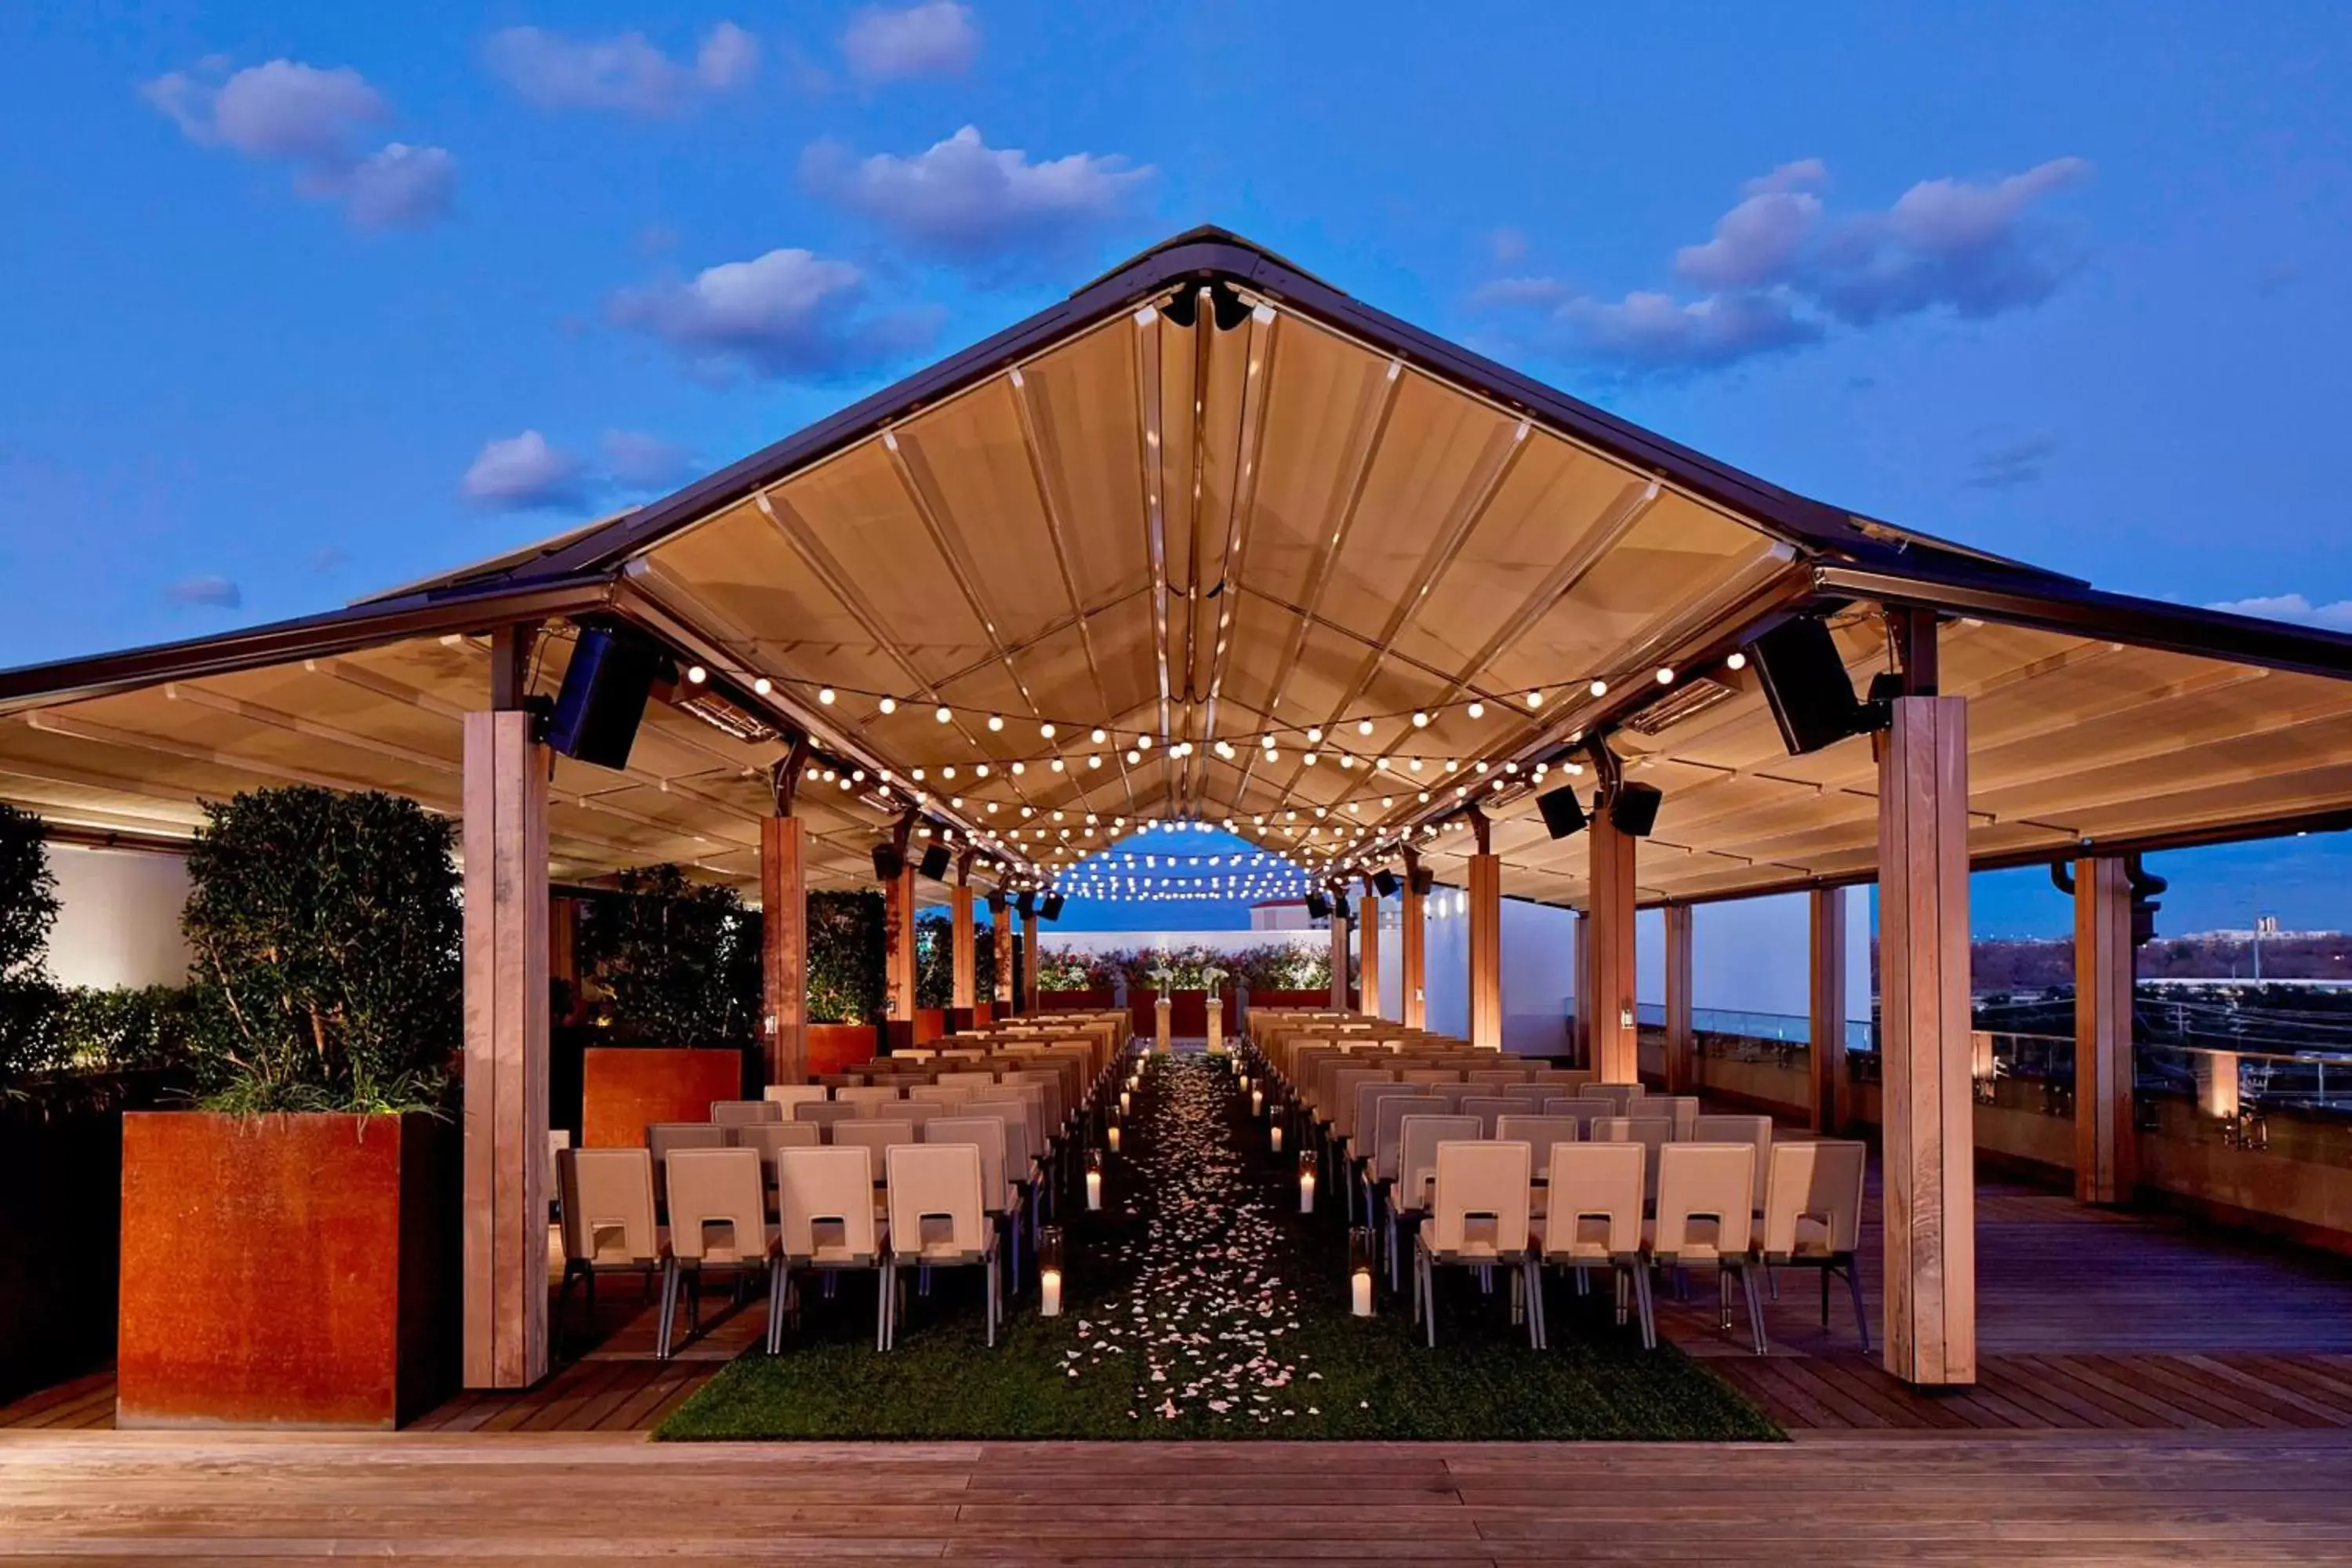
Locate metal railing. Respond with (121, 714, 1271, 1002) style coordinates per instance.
(1621, 1001, 1875, 1054)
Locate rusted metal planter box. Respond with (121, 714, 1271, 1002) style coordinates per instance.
(117, 1110, 459, 1430)
(807, 1023, 879, 1076)
(580, 1047, 745, 1147)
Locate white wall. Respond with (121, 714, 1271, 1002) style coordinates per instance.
(46, 844, 193, 989)
(1633, 891, 1871, 1023)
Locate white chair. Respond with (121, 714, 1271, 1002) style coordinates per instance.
(1412, 1140, 1537, 1348)
(711, 1099, 782, 1127)
(1650, 1143, 1765, 1355)
(884, 1143, 1001, 1348)
(1760, 1138, 1870, 1352)
(776, 1145, 890, 1352)
(763, 1084, 829, 1116)
(1533, 1141, 1652, 1348)
(658, 1147, 779, 1359)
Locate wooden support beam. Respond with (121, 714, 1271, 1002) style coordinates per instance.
(461, 710, 548, 1391)
(1358, 874, 1384, 1021)
(1399, 851, 1426, 1029)
(1662, 904, 1694, 1094)
(1878, 693, 1976, 1388)
(989, 894, 1013, 1011)
(1467, 853, 1502, 1050)
(1810, 886, 1849, 1132)
(884, 864, 917, 1024)
(1021, 907, 1040, 1014)
(760, 742, 810, 1087)
(1588, 810, 1639, 1083)
(950, 878, 978, 1011)
(1572, 912, 1591, 1068)
(2074, 855, 2136, 1205)
(1327, 892, 1348, 1010)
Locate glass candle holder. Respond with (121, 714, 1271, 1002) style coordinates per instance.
(1269, 1120, 1284, 1154)
(1348, 1225, 1375, 1316)
(1085, 1146, 1104, 1211)
(1038, 1225, 1065, 1317)
(1298, 1147, 1318, 1214)
(1106, 1120, 1121, 1153)
(1251, 1087, 1265, 1118)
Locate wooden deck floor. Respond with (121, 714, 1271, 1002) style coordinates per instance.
(7, 1428, 2352, 1563)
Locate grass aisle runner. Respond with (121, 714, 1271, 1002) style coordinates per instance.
(658, 1052, 1782, 1440)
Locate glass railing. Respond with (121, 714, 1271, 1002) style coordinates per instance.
(1623, 1000, 1875, 1054)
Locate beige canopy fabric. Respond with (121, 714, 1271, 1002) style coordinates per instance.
(2, 227, 2348, 906)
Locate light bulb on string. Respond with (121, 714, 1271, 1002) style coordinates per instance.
(878, 696, 897, 714)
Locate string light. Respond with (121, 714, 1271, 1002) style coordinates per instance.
(934, 705, 952, 723)
(1467, 700, 1484, 719)
(1412, 711, 1430, 728)
(1656, 666, 1675, 684)
(878, 696, 897, 714)
(988, 713, 1004, 731)
(1588, 679, 1607, 698)
(754, 677, 773, 695)
(686, 665, 708, 684)
(1726, 650, 1749, 671)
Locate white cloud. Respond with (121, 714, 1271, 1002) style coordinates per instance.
(2205, 593, 2352, 633)
(140, 58, 453, 230)
(165, 575, 242, 609)
(609, 247, 939, 378)
(485, 23, 760, 115)
(461, 431, 588, 510)
(840, 2, 977, 82)
(1475, 156, 2090, 375)
(802, 125, 1151, 263)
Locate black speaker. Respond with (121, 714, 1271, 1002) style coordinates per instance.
(1608, 782, 1663, 837)
(917, 843, 951, 880)
(1537, 784, 1588, 840)
(1016, 891, 1036, 918)
(1409, 867, 1435, 896)
(546, 626, 665, 769)
(987, 890, 1007, 914)
(1373, 869, 1399, 898)
(1040, 891, 1065, 921)
(872, 844, 905, 883)
(1305, 891, 1330, 920)
(1749, 617, 1862, 756)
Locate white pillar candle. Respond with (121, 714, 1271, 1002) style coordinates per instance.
(1086, 1170, 1102, 1210)
(1107, 1123, 1121, 1153)
(1352, 1269, 1374, 1317)
(1040, 1269, 1063, 1317)
(1270, 1122, 1284, 1154)
(1120, 1090, 1131, 1115)
(1300, 1172, 1316, 1214)
(1251, 1088, 1265, 1117)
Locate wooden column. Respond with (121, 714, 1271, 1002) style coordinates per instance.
(2074, 855, 2136, 1205)
(1662, 903, 1694, 1094)
(1399, 852, 1426, 1029)
(884, 870, 916, 1025)
(1327, 894, 1348, 1009)
(1021, 907, 1040, 1014)
(1878, 693, 1976, 1388)
(760, 742, 810, 1087)
(1809, 886, 1849, 1132)
(949, 869, 977, 1011)
(461, 708, 548, 1391)
(1358, 874, 1384, 1020)
(760, 817, 808, 1083)
(1588, 808, 1638, 1083)
(1572, 911, 1592, 1067)
(989, 893, 1013, 1011)
(1467, 811, 1502, 1051)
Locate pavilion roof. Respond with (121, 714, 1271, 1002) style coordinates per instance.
(4, 227, 2350, 906)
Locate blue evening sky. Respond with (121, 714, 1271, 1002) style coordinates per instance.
(5, 3, 2349, 936)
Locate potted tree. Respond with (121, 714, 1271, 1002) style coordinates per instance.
(575, 865, 758, 1143)
(117, 786, 462, 1429)
(804, 889, 884, 1076)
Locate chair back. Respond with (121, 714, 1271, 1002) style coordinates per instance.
(938, 1047, 985, 1062)
(1762, 1138, 1867, 1257)
(762, 1084, 829, 1115)
(1544, 1096, 1620, 1134)
(908, 1082, 975, 1106)
(647, 1121, 728, 1176)
(662, 1147, 770, 1264)
(776, 1146, 879, 1262)
(734, 1122, 822, 1184)
(557, 1147, 660, 1266)
(887, 1143, 991, 1262)
(1593, 1116, 1675, 1199)
(1694, 1113, 1774, 1197)
(546, 1128, 570, 1199)
(965, 1096, 1044, 1166)
(938, 1070, 999, 1092)
(1498, 1083, 1557, 1110)
(1399, 1067, 1460, 1087)
(1651, 1094, 1701, 1139)
(1588, 1083, 1645, 1115)
(835, 1085, 902, 1112)
(791, 1100, 862, 1136)
(1352, 1081, 1414, 1151)
(1458, 1096, 1518, 1138)
(1463, 1066, 1533, 1087)
(711, 1099, 781, 1127)
(1653, 1143, 1757, 1261)
(996, 1071, 1065, 1132)
(1496, 1114, 1578, 1178)
(1323, 1066, 1391, 1127)
(924, 1115, 1010, 1214)
(896, 1047, 938, 1063)
(1429, 1140, 1532, 1258)
(1541, 1142, 1643, 1261)
(1369, 1094, 1448, 1182)
(834, 1119, 916, 1181)
(1395, 1113, 1480, 1213)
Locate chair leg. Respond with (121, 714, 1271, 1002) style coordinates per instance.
(655, 1256, 680, 1361)
(1843, 1257, 1872, 1355)
(986, 1254, 1000, 1348)
(877, 1262, 893, 1352)
(1529, 1261, 1548, 1350)
(554, 1264, 579, 1359)
(1631, 1263, 1658, 1351)
(1423, 1250, 1438, 1349)
(1820, 1265, 1831, 1327)
(1739, 1265, 1769, 1356)
(766, 1263, 787, 1356)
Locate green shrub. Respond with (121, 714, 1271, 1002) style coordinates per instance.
(914, 910, 997, 1008)
(183, 785, 461, 1112)
(578, 864, 760, 1046)
(807, 890, 884, 1024)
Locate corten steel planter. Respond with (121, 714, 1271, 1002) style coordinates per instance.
(580, 1047, 746, 1148)
(117, 1110, 459, 1430)
(806, 1023, 878, 1076)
